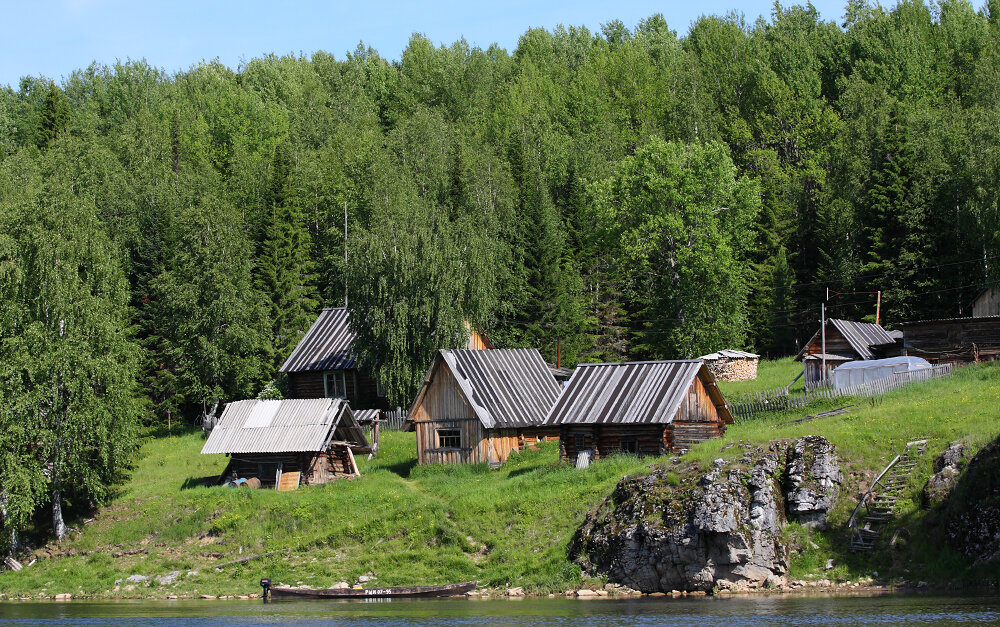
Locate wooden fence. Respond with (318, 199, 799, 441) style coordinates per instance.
(381, 408, 409, 431)
(728, 364, 953, 422)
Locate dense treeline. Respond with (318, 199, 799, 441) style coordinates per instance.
(1, 1, 1000, 546)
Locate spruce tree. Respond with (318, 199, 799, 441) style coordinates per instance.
(154, 195, 270, 426)
(257, 146, 318, 371)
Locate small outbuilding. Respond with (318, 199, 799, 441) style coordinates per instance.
(973, 286, 1000, 318)
(201, 398, 372, 488)
(542, 360, 733, 462)
(831, 356, 931, 390)
(698, 349, 759, 382)
(408, 349, 561, 465)
(796, 319, 896, 389)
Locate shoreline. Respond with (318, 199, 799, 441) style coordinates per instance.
(0, 580, 990, 602)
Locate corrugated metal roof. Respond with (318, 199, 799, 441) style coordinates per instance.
(200, 398, 370, 455)
(796, 318, 895, 361)
(279, 308, 355, 373)
(830, 319, 895, 358)
(355, 409, 379, 424)
(699, 349, 759, 361)
(417, 349, 562, 429)
(543, 360, 732, 426)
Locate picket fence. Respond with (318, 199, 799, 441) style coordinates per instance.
(380, 407, 409, 431)
(727, 364, 953, 422)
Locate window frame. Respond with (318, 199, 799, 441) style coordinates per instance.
(574, 434, 587, 452)
(436, 428, 462, 450)
(620, 438, 638, 455)
(323, 370, 347, 399)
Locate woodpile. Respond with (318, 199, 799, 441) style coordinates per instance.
(705, 357, 758, 382)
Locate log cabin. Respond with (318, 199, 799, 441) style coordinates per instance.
(409, 349, 561, 465)
(896, 315, 1000, 364)
(280, 308, 493, 410)
(200, 398, 372, 488)
(795, 318, 895, 390)
(542, 360, 733, 462)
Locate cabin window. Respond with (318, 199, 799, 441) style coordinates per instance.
(436, 428, 462, 449)
(620, 439, 638, 454)
(574, 434, 586, 451)
(376, 379, 386, 398)
(324, 371, 347, 399)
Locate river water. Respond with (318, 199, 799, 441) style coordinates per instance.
(0, 595, 997, 625)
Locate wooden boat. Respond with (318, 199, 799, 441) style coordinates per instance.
(261, 579, 476, 600)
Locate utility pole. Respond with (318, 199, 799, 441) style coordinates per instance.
(344, 201, 348, 308)
(821, 298, 827, 388)
(875, 290, 881, 325)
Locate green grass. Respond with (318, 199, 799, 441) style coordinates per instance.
(0, 430, 657, 598)
(716, 357, 804, 396)
(3, 360, 998, 598)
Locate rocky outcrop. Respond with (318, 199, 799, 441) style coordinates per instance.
(572, 437, 842, 594)
(922, 440, 968, 508)
(784, 436, 843, 529)
(942, 436, 1000, 566)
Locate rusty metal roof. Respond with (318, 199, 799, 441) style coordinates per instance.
(200, 398, 370, 455)
(543, 360, 732, 426)
(413, 349, 561, 429)
(279, 308, 355, 373)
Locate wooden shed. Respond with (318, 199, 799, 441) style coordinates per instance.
(409, 349, 561, 465)
(280, 308, 493, 410)
(201, 398, 372, 488)
(795, 319, 895, 390)
(897, 315, 1000, 364)
(542, 360, 733, 462)
(698, 349, 759, 382)
(973, 287, 1000, 318)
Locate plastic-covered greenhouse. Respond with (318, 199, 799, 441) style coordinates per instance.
(831, 356, 931, 389)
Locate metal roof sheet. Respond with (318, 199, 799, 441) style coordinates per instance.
(279, 308, 356, 373)
(417, 349, 562, 429)
(830, 319, 895, 359)
(543, 360, 732, 426)
(796, 319, 895, 361)
(200, 398, 370, 455)
(699, 349, 759, 361)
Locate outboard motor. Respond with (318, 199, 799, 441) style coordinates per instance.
(260, 578, 272, 602)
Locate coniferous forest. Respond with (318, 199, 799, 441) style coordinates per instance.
(2, 1, 1000, 544)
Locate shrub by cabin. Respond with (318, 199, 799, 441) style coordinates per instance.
(542, 360, 733, 462)
(408, 349, 561, 465)
(200, 398, 371, 488)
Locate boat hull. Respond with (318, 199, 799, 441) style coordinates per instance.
(268, 581, 477, 599)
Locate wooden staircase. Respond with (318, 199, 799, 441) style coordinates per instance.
(848, 439, 927, 552)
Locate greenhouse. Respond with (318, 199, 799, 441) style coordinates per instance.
(831, 356, 932, 390)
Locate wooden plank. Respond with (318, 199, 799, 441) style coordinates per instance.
(277, 471, 301, 491)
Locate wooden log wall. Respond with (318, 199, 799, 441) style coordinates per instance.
(801, 326, 858, 359)
(415, 419, 484, 464)
(286, 369, 391, 410)
(902, 318, 1000, 364)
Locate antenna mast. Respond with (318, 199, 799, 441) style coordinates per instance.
(344, 201, 348, 308)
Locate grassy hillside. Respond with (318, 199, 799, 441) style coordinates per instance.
(2, 360, 998, 598)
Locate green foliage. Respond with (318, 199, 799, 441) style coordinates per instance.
(592, 139, 761, 358)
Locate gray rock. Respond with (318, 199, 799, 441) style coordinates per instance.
(923, 441, 968, 508)
(571, 451, 788, 593)
(125, 575, 147, 584)
(784, 436, 842, 529)
(156, 571, 181, 586)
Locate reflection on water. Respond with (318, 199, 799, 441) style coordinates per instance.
(0, 595, 998, 626)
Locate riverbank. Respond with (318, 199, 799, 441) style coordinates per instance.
(1, 362, 998, 600)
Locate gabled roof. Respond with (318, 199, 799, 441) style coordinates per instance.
(200, 398, 370, 455)
(542, 360, 733, 426)
(280, 308, 355, 373)
(699, 349, 759, 361)
(410, 349, 561, 429)
(796, 318, 895, 361)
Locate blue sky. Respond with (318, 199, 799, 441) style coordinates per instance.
(1, 0, 850, 88)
